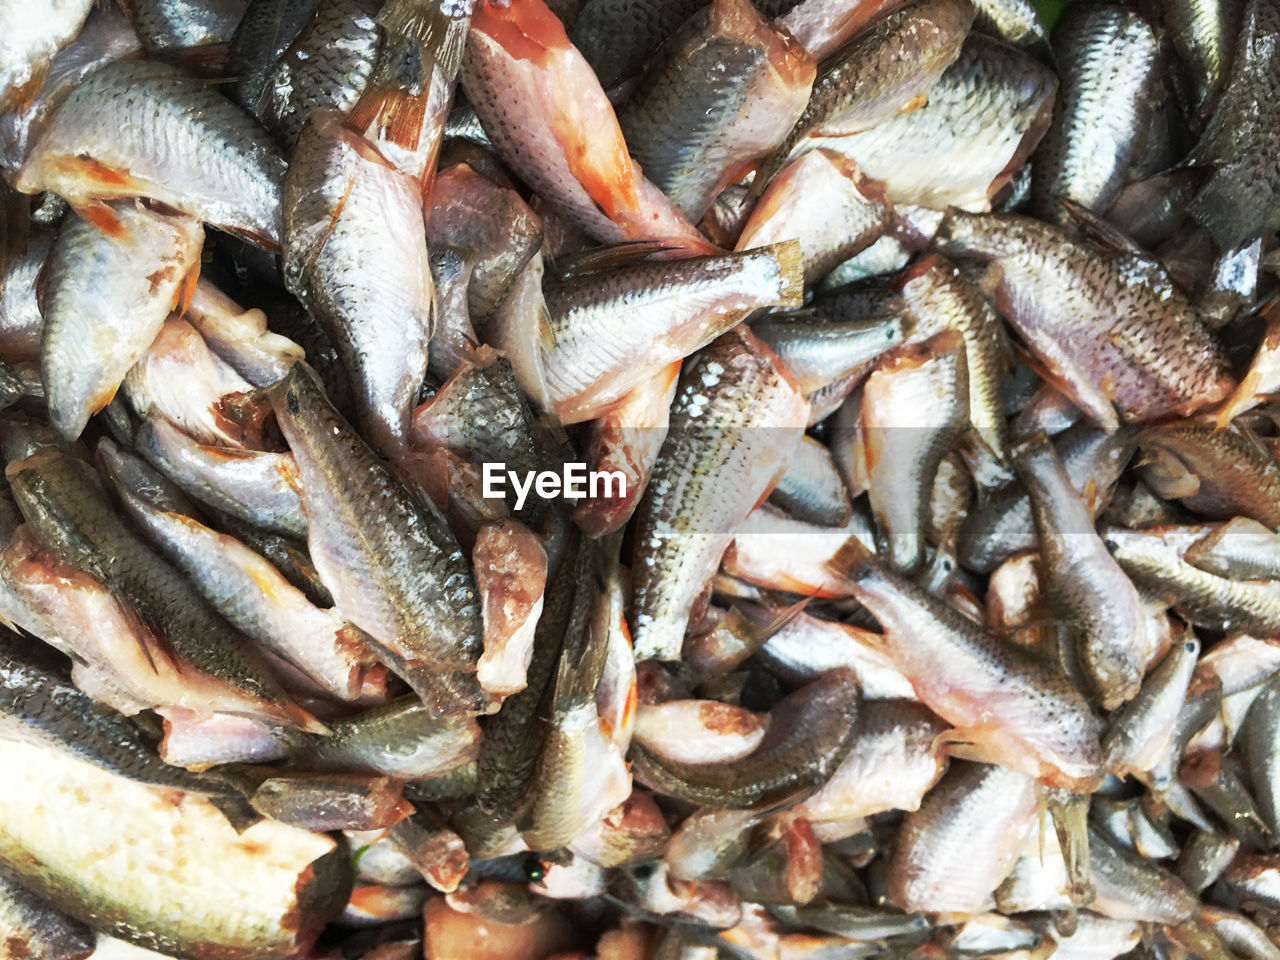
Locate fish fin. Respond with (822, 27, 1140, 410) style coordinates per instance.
(548, 240, 676, 281)
(826, 535, 874, 580)
(1058, 198, 1146, 256)
(78, 200, 127, 239)
(1044, 787, 1095, 905)
(346, 81, 430, 154)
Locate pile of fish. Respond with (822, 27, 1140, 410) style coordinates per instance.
(5, 0, 1280, 956)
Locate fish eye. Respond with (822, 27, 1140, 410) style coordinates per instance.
(523, 856, 546, 882)
(631, 863, 655, 882)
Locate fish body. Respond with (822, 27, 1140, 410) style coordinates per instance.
(935, 210, 1233, 428)
(269, 365, 485, 713)
(283, 112, 433, 457)
(542, 242, 802, 424)
(41, 203, 203, 442)
(1014, 432, 1147, 709)
(16, 59, 286, 249)
(804, 35, 1057, 212)
(756, 0, 974, 193)
(1029, 4, 1159, 221)
(619, 0, 815, 222)
(1186, 0, 1280, 248)
(255, 0, 382, 150)
(837, 552, 1104, 790)
(6, 450, 313, 730)
(0, 737, 348, 960)
(462, 0, 715, 252)
(629, 326, 807, 661)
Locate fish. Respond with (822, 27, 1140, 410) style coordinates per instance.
(284, 696, 480, 778)
(735, 151, 892, 287)
(899, 253, 1012, 464)
(1029, 4, 1160, 221)
(832, 543, 1105, 790)
(425, 162, 543, 325)
(861, 332, 970, 575)
(40, 202, 203, 442)
(1135, 421, 1280, 528)
(283, 110, 433, 458)
(1185, 0, 1280, 248)
(0, 629, 235, 795)
(100, 439, 386, 704)
(630, 668, 860, 808)
(617, 0, 815, 222)
(0, 736, 349, 960)
(887, 760, 1039, 914)
(269, 364, 486, 714)
(254, 0, 381, 150)
(123, 315, 270, 448)
(573, 361, 679, 536)
(570, 0, 706, 88)
(15, 59, 287, 249)
(1102, 631, 1200, 778)
(6, 449, 319, 731)
(767, 434, 852, 527)
(225, 0, 321, 112)
(1013, 431, 1147, 709)
(793, 698, 949, 826)
(1103, 525, 1280, 635)
(181, 279, 304, 388)
(803, 35, 1057, 212)
(750, 298, 909, 396)
(541, 241, 803, 424)
(756, 0, 974, 193)
(1184, 517, 1280, 580)
(935, 209, 1234, 429)
(462, 0, 717, 253)
(134, 0, 249, 54)
(629, 326, 808, 661)
(136, 413, 308, 538)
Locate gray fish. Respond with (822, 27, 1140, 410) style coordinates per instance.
(959, 423, 1135, 573)
(935, 210, 1233, 429)
(618, 0, 815, 222)
(15, 59, 287, 249)
(1186, 0, 1280, 248)
(40, 203, 203, 442)
(1166, 0, 1242, 116)
(887, 761, 1039, 914)
(6, 448, 318, 731)
(751, 302, 909, 396)
(629, 326, 808, 661)
(803, 35, 1057, 212)
(135, 0, 248, 53)
(100, 440, 384, 705)
(754, 0, 975, 196)
(1029, 4, 1160, 221)
(1185, 517, 1280, 580)
(0, 629, 234, 795)
(283, 111, 433, 457)
(1013, 431, 1147, 710)
(268, 364, 485, 715)
(225, 0, 321, 111)
(254, 0, 382, 150)
(630, 668, 860, 809)
(137, 413, 307, 539)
